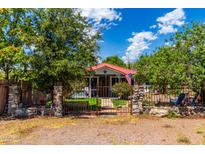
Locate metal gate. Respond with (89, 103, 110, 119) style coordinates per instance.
(63, 86, 132, 115)
(96, 86, 131, 115)
(0, 80, 8, 114)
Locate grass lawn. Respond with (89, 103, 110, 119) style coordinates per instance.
(64, 98, 101, 110)
(112, 99, 128, 108)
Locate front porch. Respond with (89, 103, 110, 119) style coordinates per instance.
(87, 75, 128, 98)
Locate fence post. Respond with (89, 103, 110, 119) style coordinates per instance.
(53, 82, 63, 117)
(130, 91, 133, 115)
(130, 99, 133, 115)
(7, 83, 20, 116)
(96, 87, 99, 116)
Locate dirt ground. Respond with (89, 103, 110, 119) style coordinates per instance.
(1, 115, 205, 145)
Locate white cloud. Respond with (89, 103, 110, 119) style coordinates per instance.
(123, 9, 186, 63)
(157, 8, 185, 34)
(79, 8, 122, 24)
(78, 8, 122, 37)
(150, 24, 157, 29)
(165, 42, 171, 46)
(122, 31, 157, 63)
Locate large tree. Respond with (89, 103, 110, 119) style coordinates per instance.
(134, 22, 205, 97)
(171, 22, 205, 90)
(24, 9, 100, 95)
(103, 55, 126, 67)
(134, 46, 188, 93)
(171, 22, 205, 101)
(0, 9, 27, 80)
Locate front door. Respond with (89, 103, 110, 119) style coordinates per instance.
(99, 75, 110, 97)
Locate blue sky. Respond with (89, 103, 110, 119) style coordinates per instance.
(80, 8, 205, 63)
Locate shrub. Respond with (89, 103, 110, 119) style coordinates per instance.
(46, 100, 52, 108)
(177, 135, 191, 144)
(112, 82, 133, 99)
(166, 110, 180, 119)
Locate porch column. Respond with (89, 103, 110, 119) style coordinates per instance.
(118, 75, 121, 82)
(110, 76, 112, 88)
(110, 76, 112, 97)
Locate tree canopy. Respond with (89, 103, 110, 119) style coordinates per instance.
(0, 9, 101, 95)
(0, 9, 27, 80)
(23, 9, 100, 92)
(133, 22, 205, 95)
(103, 55, 126, 67)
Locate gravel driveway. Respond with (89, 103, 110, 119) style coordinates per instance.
(7, 116, 203, 145)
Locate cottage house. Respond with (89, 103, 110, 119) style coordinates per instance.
(85, 63, 136, 97)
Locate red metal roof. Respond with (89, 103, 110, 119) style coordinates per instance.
(87, 63, 136, 75)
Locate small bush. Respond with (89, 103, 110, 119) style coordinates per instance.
(166, 110, 180, 119)
(112, 82, 133, 98)
(202, 136, 205, 144)
(46, 100, 52, 108)
(177, 135, 191, 144)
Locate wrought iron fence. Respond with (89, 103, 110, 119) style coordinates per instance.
(62, 86, 132, 115)
(142, 86, 203, 107)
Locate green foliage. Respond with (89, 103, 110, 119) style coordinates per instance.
(177, 134, 191, 144)
(64, 98, 101, 111)
(112, 99, 128, 108)
(166, 110, 180, 119)
(133, 22, 205, 96)
(112, 82, 132, 98)
(0, 9, 27, 80)
(22, 9, 100, 92)
(134, 46, 188, 93)
(0, 70, 4, 79)
(0, 8, 101, 98)
(172, 22, 205, 91)
(103, 55, 126, 67)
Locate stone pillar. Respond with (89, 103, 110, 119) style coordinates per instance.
(132, 87, 144, 114)
(53, 84, 63, 116)
(7, 85, 20, 116)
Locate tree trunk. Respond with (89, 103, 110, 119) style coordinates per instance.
(50, 80, 54, 104)
(201, 80, 205, 103)
(4, 63, 9, 80)
(161, 85, 167, 94)
(201, 89, 205, 103)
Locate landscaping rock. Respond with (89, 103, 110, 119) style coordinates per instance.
(148, 106, 205, 117)
(15, 108, 27, 117)
(26, 107, 37, 117)
(149, 107, 170, 117)
(38, 106, 46, 116)
(170, 106, 180, 114)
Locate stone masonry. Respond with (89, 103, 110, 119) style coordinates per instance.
(132, 86, 144, 114)
(7, 85, 20, 116)
(53, 84, 63, 116)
